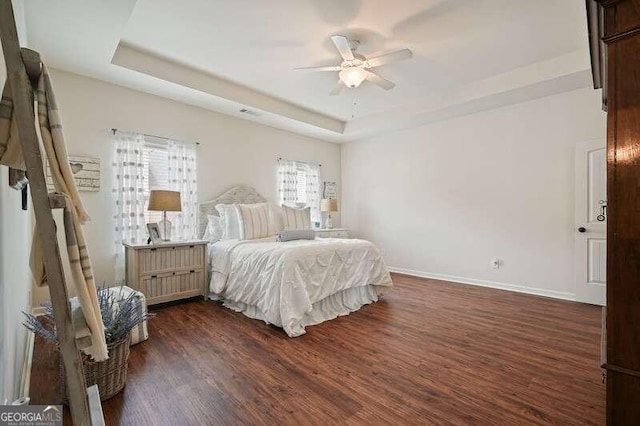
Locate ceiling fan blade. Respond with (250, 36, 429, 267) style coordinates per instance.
(329, 80, 345, 96)
(366, 49, 413, 68)
(330, 35, 354, 61)
(294, 65, 342, 72)
(365, 71, 396, 90)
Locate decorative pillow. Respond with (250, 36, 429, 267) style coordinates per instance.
(276, 229, 315, 242)
(202, 223, 211, 240)
(215, 204, 241, 240)
(281, 205, 311, 230)
(269, 204, 284, 236)
(207, 215, 224, 242)
(236, 203, 271, 240)
(202, 214, 224, 242)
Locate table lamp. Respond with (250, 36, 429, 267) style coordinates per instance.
(148, 190, 181, 241)
(320, 198, 338, 229)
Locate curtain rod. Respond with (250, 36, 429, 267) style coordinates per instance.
(277, 157, 322, 167)
(111, 128, 200, 146)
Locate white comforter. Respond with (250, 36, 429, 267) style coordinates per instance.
(209, 237, 392, 337)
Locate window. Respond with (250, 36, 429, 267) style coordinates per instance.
(141, 139, 169, 224)
(277, 158, 321, 226)
(112, 132, 198, 283)
(295, 166, 308, 205)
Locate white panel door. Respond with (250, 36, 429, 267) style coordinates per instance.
(574, 139, 606, 306)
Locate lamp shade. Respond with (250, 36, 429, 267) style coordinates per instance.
(320, 198, 338, 212)
(148, 190, 181, 212)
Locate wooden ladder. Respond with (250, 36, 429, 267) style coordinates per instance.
(0, 1, 103, 424)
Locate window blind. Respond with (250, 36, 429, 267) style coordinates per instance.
(142, 140, 169, 223)
(296, 166, 308, 204)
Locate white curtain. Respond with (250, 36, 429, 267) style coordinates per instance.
(278, 158, 321, 226)
(112, 132, 146, 283)
(167, 140, 198, 240)
(278, 158, 298, 206)
(306, 162, 321, 226)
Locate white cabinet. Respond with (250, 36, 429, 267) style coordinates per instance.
(124, 240, 208, 305)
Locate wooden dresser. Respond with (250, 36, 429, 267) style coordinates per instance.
(124, 240, 208, 306)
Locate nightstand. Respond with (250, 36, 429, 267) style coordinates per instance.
(314, 228, 350, 239)
(124, 240, 208, 305)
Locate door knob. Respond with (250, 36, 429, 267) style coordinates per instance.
(578, 227, 587, 233)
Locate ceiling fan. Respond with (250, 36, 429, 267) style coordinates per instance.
(295, 35, 413, 96)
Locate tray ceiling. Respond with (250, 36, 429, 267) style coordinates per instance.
(22, 0, 594, 142)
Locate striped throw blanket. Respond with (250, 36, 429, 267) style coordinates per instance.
(0, 64, 108, 361)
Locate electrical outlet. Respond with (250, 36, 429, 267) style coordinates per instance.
(491, 257, 501, 269)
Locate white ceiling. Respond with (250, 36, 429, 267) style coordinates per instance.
(21, 0, 594, 143)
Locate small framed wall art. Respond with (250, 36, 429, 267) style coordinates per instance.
(46, 155, 100, 192)
(323, 181, 337, 199)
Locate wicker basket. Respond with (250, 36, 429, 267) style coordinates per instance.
(60, 335, 131, 403)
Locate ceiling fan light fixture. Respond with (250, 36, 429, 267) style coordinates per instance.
(339, 67, 366, 88)
(294, 35, 412, 94)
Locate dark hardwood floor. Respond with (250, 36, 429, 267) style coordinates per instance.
(30, 273, 604, 425)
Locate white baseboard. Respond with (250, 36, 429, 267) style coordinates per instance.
(388, 266, 576, 302)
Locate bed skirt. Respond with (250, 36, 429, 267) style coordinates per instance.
(209, 284, 388, 337)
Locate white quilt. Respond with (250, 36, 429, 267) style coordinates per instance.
(209, 237, 392, 337)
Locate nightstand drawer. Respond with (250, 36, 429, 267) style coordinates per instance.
(142, 269, 204, 304)
(139, 244, 204, 274)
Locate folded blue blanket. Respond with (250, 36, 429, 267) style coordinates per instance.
(277, 229, 315, 242)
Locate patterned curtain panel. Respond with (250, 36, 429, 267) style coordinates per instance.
(167, 140, 198, 240)
(112, 132, 146, 283)
(278, 158, 298, 206)
(306, 162, 321, 226)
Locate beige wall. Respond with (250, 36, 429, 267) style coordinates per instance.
(0, 1, 32, 403)
(0, 166, 32, 403)
(34, 68, 341, 297)
(342, 87, 606, 299)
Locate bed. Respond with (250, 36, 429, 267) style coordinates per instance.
(199, 185, 393, 337)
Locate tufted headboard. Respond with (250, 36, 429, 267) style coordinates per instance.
(198, 185, 267, 238)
